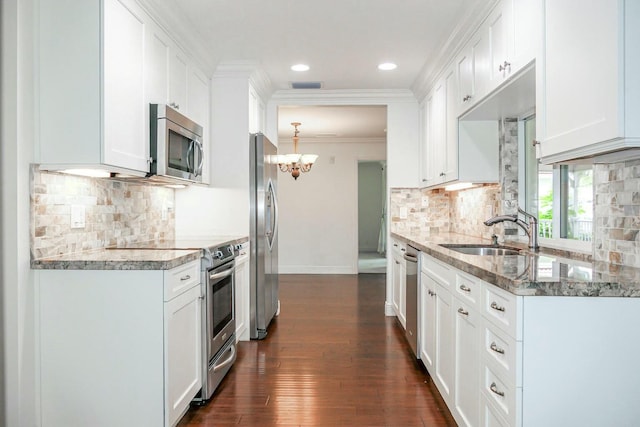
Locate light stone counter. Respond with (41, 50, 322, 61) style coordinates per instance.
(392, 231, 640, 297)
(31, 235, 248, 270)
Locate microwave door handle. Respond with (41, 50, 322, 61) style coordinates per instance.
(195, 140, 204, 176)
(186, 140, 194, 174)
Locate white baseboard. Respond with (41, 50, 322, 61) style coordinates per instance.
(385, 301, 396, 316)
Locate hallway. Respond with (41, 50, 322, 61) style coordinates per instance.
(179, 274, 455, 426)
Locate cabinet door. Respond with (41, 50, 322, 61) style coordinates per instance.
(392, 256, 401, 316)
(488, 2, 511, 86)
(454, 299, 480, 427)
(169, 49, 189, 111)
(420, 93, 436, 187)
(431, 81, 446, 184)
(511, 0, 540, 72)
(103, 0, 148, 172)
(165, 285, 202, 426)
(145, 25, 170, 106)
(541, 0, 620, 156)
(434, 282, 454, 406)
(399, 259, 407, 328)
(457, 51, 474, 110)
(472, 31, 491, 102)
(420, 271, 437, 372)
(443, 67, 459, 182)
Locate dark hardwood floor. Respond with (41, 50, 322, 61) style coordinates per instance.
(179, 274, 455, 426)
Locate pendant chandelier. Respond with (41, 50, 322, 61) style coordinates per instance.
(277, 122, 318, 180)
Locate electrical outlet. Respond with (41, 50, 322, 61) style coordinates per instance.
(70, 205, 86, 229)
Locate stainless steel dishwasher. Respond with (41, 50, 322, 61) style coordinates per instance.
(404, 245, 419, 358)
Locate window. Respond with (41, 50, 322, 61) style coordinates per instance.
(521, 117, 594, 245)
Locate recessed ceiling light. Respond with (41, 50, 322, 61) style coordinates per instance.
(291, 64, 310, 72)
(378, 62, 397, 71)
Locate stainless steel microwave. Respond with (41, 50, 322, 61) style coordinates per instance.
(149, 104, 204, 184)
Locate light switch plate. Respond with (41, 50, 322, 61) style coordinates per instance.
(399, 207, 408, 219)
(70, 205, 86, 229)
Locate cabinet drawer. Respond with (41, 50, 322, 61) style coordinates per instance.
(454, 271, 481, 309)
(164, 260, 200, 301)
(481, 319, 522, 387)
(481, 362, 521, 427)
(479, 392, 511, 427)
(421, 254, 453, 289)
(482, 283, 522, 339)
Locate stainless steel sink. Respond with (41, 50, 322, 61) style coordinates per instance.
(439, 244, 522, 256)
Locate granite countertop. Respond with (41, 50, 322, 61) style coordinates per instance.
(392, 231, 640, 297)
(31, 235, 248, 270)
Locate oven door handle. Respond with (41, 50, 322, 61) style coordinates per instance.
(212, 343, 236, 373)
(209, 264, 235, 281)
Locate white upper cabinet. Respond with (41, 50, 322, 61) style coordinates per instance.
(39, 0, 150, 174)
(39, 0, 211, 179)
(420, 64, 498, 189)
(455, 0, 540, 117)
(538, 0, 640, 163)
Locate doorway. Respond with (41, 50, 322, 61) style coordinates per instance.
(357, 161, 386, 273)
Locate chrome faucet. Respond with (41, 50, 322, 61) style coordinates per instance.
(484, 208, 539, 250)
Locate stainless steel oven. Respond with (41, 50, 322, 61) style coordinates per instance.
(193, 244, 237, 403)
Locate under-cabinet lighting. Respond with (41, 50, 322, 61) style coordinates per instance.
(61, 169, 111, 178)
(165, 184, 187, 189)
(444, 182, 476, 192)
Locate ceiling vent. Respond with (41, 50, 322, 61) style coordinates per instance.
(290, 81, 323, 89)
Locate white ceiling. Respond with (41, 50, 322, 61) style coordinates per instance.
(151, 0, 490, 138)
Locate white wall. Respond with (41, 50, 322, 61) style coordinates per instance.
(278, 139, 386, 274)
(175, 186, 249, 237)
(1, 0, 37, 424)
(266, 91, 418, 315)
(358, 162, 385, 252)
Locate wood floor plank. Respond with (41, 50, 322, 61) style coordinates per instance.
(179, 274, 455, 426)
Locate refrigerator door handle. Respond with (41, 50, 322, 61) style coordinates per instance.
(266, 179, 278, 251)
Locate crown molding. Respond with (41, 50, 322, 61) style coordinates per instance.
(135, 0, 215, 76)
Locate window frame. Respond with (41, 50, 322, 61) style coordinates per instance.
(517, 115, 593, 254)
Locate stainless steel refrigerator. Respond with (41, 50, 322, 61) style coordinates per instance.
(249, 133, 279, 339)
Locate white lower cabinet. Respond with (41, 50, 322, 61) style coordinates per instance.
(235, 242, 250, 341)
(38, 260, 202, 427)
(419, 252, 640, 426)
(391, 239, 407, 328)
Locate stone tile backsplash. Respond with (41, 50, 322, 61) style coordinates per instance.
(31, 167, 175, 259)
(594, 159, 640, 268)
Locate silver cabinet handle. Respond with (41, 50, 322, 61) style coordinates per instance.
(490, 342, 505, 355)
(439, 172, 445, 177)
(490, 301, 506, 312)
(428, 289, 436, 297)
(490, 382, 505, 397)
(459, 284, 471, 293)
(180, 275, 191, 281)
(499, 61, 511, 72)
(457, 307, 469, 316)
(463, 95, 472, 102)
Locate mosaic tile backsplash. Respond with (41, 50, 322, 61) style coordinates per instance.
(594, 160, 640, 268)
(31, 167, 175, 259)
